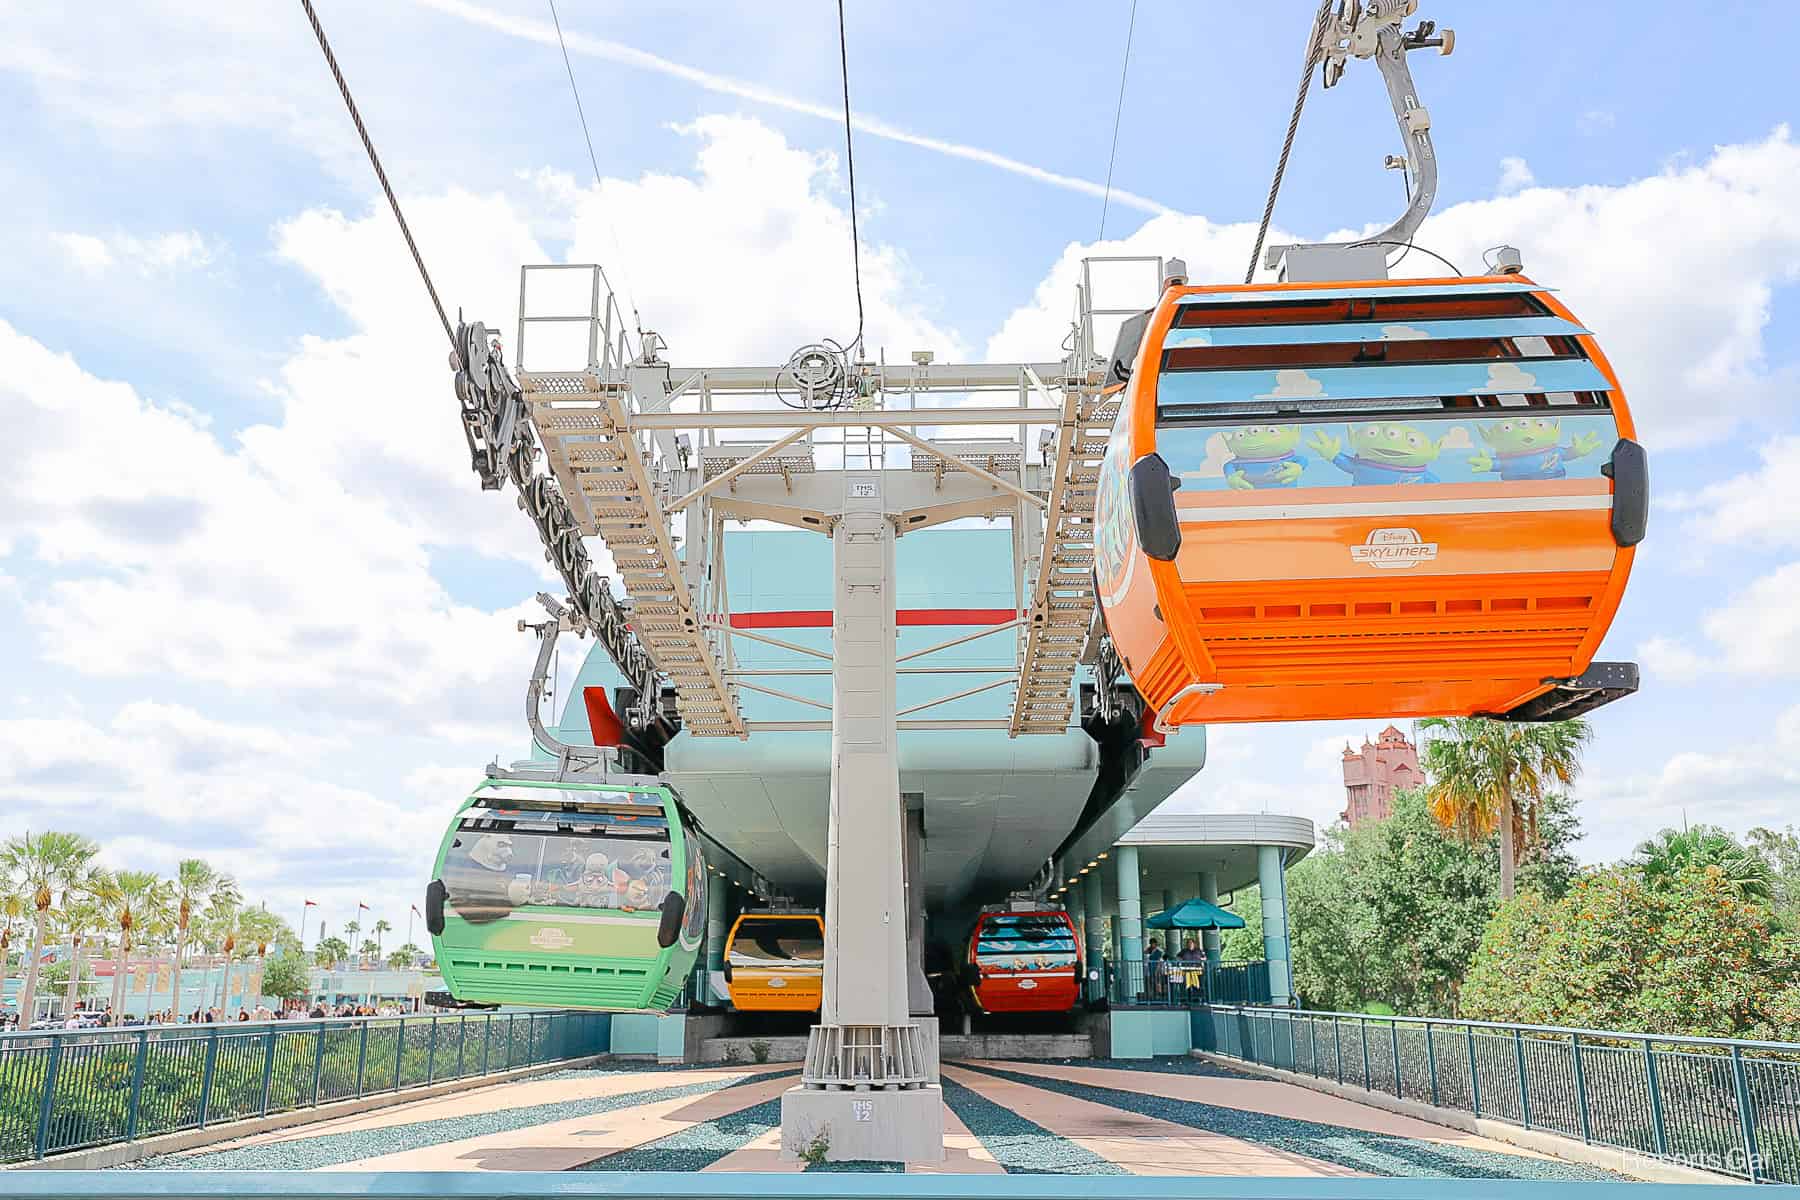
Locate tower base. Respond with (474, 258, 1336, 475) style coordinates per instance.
(779, 1084, 945, 1164)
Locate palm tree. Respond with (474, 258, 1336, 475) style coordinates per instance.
(0, 831, 101, 1023)
(316, 936, 350, 968)
(59, 887, 112, 1018)
(1, 879, 27, 1017)
(107, 871, 172, 1018)
(236, 908, 282, 1005)
(372, 918, 392, 962)
(1418, 717, 1591, 899)
(171, 859, 237, 1020)
(386, 947, 415, 969)
(359, 938, 380, 968)
(343, 921, 362, 966)
(202, 891, 244, 1012)
(1632, 825, 1775, 900)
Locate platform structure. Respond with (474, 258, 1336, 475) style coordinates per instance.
(446, 257, 1174, 1160)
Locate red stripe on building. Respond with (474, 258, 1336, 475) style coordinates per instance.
(729, 608, 1016, 629)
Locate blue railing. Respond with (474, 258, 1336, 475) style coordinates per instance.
(0, 1172, 1703, 1199)
(1200, 1004, 1800, 1185)
(1102, 958, 1271, 1009)
(0, 1009, 610, 1165)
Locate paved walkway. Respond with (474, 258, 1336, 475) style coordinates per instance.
(132, 1058, 1621, 1179)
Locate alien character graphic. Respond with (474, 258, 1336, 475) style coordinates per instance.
(1308, 422, 1445, 485)
(1467, 416, 1605, 481)
(1221, 424, 1308, 489)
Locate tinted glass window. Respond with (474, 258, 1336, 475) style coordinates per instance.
(729, 918, 824, 967)
(975, 915, 1077, 965)
(442, 812, 672, 922)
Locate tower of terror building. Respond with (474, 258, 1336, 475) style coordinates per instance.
(1340, 724, 1420, 828)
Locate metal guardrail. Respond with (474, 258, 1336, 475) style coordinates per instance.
(0, 1009, 609, 1165)
(1200, 1005, 1800, 1185)
(1101, 958, 1271, 1009)
(0, 1173, 1694, 1198)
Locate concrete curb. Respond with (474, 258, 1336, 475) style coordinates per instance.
(5, 1054, 612, 1172)
(1189, 1050, 1744, 1187)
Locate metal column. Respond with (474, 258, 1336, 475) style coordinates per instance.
(1115, 846, 1143, 964)
(1082, 870, 1106, 981)
(782, 469, 942, 1164)
(1198, 870, 1223, 972)
(1257, 846, 1293, 1006)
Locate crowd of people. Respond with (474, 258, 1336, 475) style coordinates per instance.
(2, 1000, 415, 1031)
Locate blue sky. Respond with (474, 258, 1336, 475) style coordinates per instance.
(3, 0, 1800, 936)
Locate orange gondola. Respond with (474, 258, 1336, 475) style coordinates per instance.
(962, 908, 1083, 1015)
(1093, 274, 1646, 729)
(723, 911, 824, 1013)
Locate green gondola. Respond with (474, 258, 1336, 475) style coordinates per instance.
(424, 772, 707, 1012)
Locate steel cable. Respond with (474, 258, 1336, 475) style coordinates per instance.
(1244, 0, 1337, 283)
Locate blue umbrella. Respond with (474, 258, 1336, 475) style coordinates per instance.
(1144, 897, 1246, 930)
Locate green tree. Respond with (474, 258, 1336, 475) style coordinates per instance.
(343, 921, 362, 966)
(0, 831, 102, 1023)
(386, 946, 418, 969)
(1747, 825, 1800, 926)
(372, 918, 392, 961)
(316, 936, 350, 968)
(60, 884, 114, 1017)
(1633, 825, 1774, 901)
(1418, 717, 1591, 899)
(171, 859, 235, 1019)
(261, 951, 311, 1003)
(1462, 863, 1800, 1038)
(0, 878, 27, 1016)
(106, 870, 172, 1017)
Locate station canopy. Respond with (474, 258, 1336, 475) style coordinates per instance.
(1145, 897, 1246, 931)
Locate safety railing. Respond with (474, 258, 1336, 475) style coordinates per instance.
(1102, 958, 1271, 1009)
(0, 1009, 610, 1165)
(1200, 1005, 1800, 1185)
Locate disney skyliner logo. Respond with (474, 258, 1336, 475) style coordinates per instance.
(1349, 527, 1438, 568)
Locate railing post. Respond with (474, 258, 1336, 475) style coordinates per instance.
(1730, 1044, 1761, 1184)
(197, 1025, 220, 1128)
(1513, 1027, 1531, 1129)
(427, 1015, 439, 1083)
(1570, 1033, 1591, 1143)
(1643, 1038, 1667, 1156)
(1334, 1018, 1344, 1085)
(456, 1016, 468, 1077)
(1309, 1017, 1320, 1077)
(310, 1023, 327, 1106)
(125, 1029, 150, 1141)
(1425, 1020, 1439, 1108)
(394, 1017, 406, 1092)
(1389, 1021, 1403, 1098)
(355, 1019, 370, 1098)
(1467, 1022, 1482, 1117)
(1360, 1017, 1372, 1091)
(259, 1026, 278, 1117)
(504, 1012, 515, 1069)
(33, 1032, 64, 1159)
(481, 1012, 492, 1076)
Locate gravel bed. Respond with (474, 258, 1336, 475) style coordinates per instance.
(128, 1068, 793, 1171)
(939, 1077, 1125, 1175)
(960, 1062, 1622, 1181)
(573, 1096, 782, 1171)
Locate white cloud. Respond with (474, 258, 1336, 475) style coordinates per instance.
(1636, 561, 1800, 680)
(1663, 434, 1800, 550)
(991, 129, 1800, 450)
(418, 0, 1174, 216)
(1257, 369, 1327, 400)
(0, 114, 975, 927)
(1475, 362, 1540, 392)
(1497, 156, 1535, 194)
(50, 232, 113, 273)
(1578, 110, 1617, 136)
(1579, 702, 1800, 860)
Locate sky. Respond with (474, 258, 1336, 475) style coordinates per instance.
(3, 0, 1800, 945)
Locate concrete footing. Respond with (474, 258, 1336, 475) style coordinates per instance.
(779, 1084, 945, 1164)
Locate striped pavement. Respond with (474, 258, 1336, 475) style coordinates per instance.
(129, 1058, 1623, 1179)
